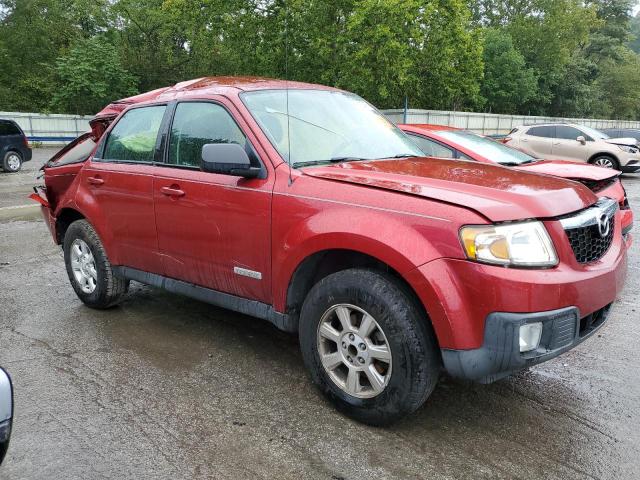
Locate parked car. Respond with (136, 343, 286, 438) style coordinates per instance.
(0, 368, 13, 465)
(503, 123, 640, 172)
(0, 119, 32, 173)
(601, 128, 640, 142)
(400, 124, 634, 238)
(33, 77, 628, 425)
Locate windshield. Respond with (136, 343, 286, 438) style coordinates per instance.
(580, 125, 609, 140)
(241, 89, 423, 166)
(437, 130, 537, 165)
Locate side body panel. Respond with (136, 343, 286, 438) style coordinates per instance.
(76, 161, 162, 273)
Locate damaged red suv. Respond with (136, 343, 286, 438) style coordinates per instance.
(34, 78, 628, 425)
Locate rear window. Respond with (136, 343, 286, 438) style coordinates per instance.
(103, 106, 166, 163)
(526, 126, 554, 138)
(0, 121, 22, 135)
(48, 133, 96, 167)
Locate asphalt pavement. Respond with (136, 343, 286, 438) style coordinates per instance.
(0, 149, 639, 479)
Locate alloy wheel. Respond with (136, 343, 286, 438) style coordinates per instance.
(70, 239, 97, 294)
(6, 154, 21, 171)
(317, 304, 392, 399)
(594, 157, 615, 169)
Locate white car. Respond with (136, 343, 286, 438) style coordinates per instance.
(504, 123, 640, 172)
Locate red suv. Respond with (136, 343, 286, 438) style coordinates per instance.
(34, 77, 628, 425)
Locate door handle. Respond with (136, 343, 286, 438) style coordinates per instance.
(160, 186, 185, 197)
(87, 176, 104, 186)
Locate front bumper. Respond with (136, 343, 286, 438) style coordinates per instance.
(621, 160, 640, 173)
(441, 305, 612, 383)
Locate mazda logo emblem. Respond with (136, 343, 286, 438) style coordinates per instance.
(597, 213, 611, 238)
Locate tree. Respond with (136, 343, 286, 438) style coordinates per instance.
(50, 37, 138, 115)
(480, 28, 537, 113)
(0, 0, 110, 112)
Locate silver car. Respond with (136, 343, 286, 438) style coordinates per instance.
(505, 123, 640, 172)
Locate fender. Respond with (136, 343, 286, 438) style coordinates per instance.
(271, 205, 466, 314)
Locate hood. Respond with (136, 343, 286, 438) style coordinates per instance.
(301, 157, 597, 222)
(514, 160, 619, 181)
(605, 137, 639, 147)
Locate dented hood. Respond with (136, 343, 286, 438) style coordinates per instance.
(605, 137, 639, 147)
(514, 160, 619, 181)
(302, 157, 597, 222)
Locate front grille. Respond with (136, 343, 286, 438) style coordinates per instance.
(571, 177, 617, 193)
(559, 198, 618, 264)
(565, 223, 614, 263)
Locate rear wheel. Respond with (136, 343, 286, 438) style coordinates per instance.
(2, 151, 22, 172)
(299, 269, 440, 425)
(63, 220, 129, 309)
(590, 155, 619, 170)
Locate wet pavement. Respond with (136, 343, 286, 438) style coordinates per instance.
(0, 150, 639, 479)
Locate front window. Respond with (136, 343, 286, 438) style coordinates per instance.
(406, 134, 455, 159)
(241, 90, 422, 167)
(578, 125, 609, 140)
(168, 102, 246, 168)
(437, 130, 536, 165)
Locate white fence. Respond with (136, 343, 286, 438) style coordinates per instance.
(0, 111, 92, 145)
(382, 109, 640, 135)
(2, 109, 640, 146)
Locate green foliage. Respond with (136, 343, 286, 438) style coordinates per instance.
(0, 0, 640, 120)
(50, 37, 138, 115)
(480, 28, 537, 113)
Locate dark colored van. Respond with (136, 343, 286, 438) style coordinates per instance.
(0, 119, 32, 172)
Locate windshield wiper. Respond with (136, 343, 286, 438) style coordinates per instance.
(383, 153, 420, 159)
(294, 157, 368, 168)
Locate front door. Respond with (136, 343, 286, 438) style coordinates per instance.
(153, 100, 273, 303)
(551, 125, 591, 162)
(80, 105, 167, 273)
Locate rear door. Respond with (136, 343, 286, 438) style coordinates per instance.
(153, 99, 273, 303)
(78, 105, 167, 273)
(521, 126, 554, 157)
(551, 125, 591, 162)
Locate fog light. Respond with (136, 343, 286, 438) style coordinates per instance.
(519, 322, 543, 352)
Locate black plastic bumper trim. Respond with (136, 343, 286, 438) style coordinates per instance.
(441, 305, 612, 384)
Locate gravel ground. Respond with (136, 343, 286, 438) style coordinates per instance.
(0, 149, 638, 479)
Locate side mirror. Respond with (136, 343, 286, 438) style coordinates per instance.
(576, 136, 586, 145)
(201, 143, 261, 178)
(0, 368, 13, 465)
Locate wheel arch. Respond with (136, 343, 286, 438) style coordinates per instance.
(283, 248, 439, 347)
(55, 208, 86, 244)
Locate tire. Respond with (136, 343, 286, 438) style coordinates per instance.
(589, 155, 620, 170)
(299, 268, 440, 426)
(63, 219, 129, 309)
(2, 151, 22, 173)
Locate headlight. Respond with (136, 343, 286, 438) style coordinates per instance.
(618, 145, 639, 154)
(460, 221, 558, 267)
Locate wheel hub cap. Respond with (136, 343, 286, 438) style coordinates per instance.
(7, 155, 20, 170)
(317, 304, 392, 399)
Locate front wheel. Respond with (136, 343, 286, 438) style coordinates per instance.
(299, 269, 440, 426)
(2, 151, 22, 172)
(63, 219, 129, 309)
(590, 155, 619, 170)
